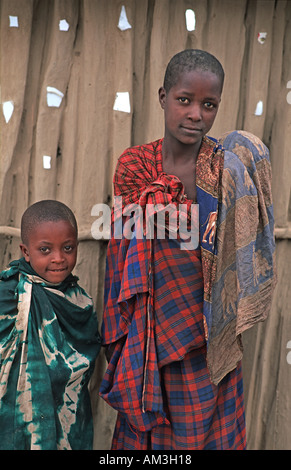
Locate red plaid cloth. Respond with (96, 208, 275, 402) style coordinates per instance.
(100, 138, 246, 449)
(109, 238, 246, 449)
(112, 353, 245, 450)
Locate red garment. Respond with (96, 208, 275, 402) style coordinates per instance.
(100, 138, 246, 449)
(111, 237, 246, 450)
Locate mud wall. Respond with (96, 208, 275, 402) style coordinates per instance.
(1, 0, 291, 449)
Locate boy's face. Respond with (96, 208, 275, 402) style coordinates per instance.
(159, 69, 222, 148)
(20, 220, 78, 283)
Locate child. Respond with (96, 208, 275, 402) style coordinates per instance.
(0, 200, 101, 450)
(99, 49, 276, 450)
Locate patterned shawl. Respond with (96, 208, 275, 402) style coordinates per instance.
(100, 131, 276, 431)
(209, 130, 277, 382)
(0, 257, 101, 450)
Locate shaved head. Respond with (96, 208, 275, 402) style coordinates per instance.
(163, 49, 224, 93)
(21, 200, 78, 245)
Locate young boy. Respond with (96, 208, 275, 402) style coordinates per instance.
(0, 200, 101, 450)
(99, 49, 276, 449)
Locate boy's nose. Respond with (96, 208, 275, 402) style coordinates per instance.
(51, 250, 65, 263)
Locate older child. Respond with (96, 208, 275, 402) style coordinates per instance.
(100, 49, 276, 449)
(0, 200, 101, 450)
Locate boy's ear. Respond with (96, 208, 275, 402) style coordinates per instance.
(158, 87, 166, 109)
(19, 243, 30, 262)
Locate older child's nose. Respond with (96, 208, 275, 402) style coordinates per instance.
(188, 103, 202, 121)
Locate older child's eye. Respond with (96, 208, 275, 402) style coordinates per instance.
(204, 102, 215, 109)
(178, 97, 190, 104)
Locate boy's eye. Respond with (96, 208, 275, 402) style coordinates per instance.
(64, 245, 74, 252)
(178, 97, 190, 104)
(40, 247, 50, 254)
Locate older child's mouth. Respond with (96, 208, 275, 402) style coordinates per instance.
(182, 126, 202, 132)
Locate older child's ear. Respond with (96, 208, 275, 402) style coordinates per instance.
(19, 244, 30, 262)
(158, 87, 166, 109)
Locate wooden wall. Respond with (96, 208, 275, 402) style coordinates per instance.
(1, 0, 291, 449)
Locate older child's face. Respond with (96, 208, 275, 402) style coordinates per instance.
(159, 69, 222, 148)
(20, 220, 78, 283)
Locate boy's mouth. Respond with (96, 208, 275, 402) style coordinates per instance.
(48, 267, 67, 272)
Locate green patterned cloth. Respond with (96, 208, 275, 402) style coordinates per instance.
(0, 258, 101, 450)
